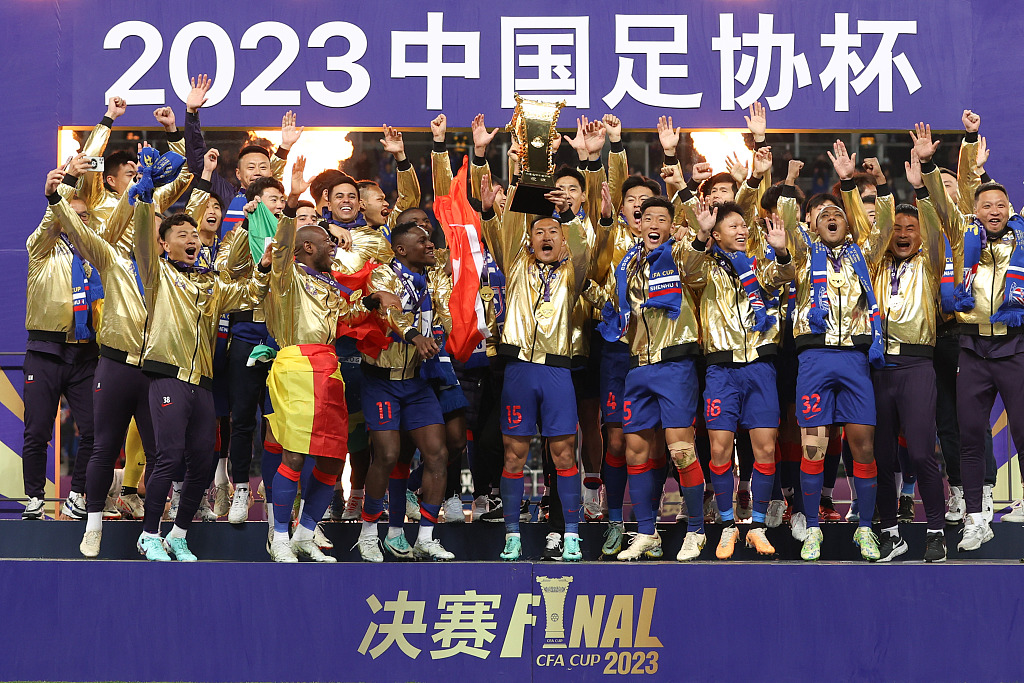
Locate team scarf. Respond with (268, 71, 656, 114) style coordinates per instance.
(598, 239, 682, 343)
(805, 233, 885, 368)
(128, 147, 185, 205)
(390, 259, 446, 379)
(711, 244, 777, 332)
(164, 254, 212, 275)
(297, 261, 351, 296)
(222, 190, 247, 238)
(953, 215, 1024, 326)
(322, 207, 368, 232)
(60, 234, 103, 340)
(940, 236, 956, 314)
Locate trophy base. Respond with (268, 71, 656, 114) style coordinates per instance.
(509, 182, 556, 217)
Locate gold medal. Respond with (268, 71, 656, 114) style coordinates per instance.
(827, 271, 846, 288)
(888, 294, 905, 311)
(537, 301, 555, 319)
(479, 285, 494, 302)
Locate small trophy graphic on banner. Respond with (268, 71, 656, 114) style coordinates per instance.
(506, 94, 566, 216)
(535, 575, 574, 649)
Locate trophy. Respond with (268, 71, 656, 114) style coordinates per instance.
(506, 94, 566, 215)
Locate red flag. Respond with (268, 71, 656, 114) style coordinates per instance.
(332, 261, 393, 359)
(433, 157, 490, 362)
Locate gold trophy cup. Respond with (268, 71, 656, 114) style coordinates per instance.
(506, 94, 566, 215)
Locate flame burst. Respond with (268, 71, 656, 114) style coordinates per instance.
(58, 128, 82, 166)
(689, 130, 749, 174)
(248, 128, 354, 201)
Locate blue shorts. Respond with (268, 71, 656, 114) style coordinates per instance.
(795, 348, 875, 427)
(623, 358, 699, 433)
(704, 361, 780, 433)
(599, 341, 631, 423)
(360, 372, 444, 432)
(501, 361, 578, 437)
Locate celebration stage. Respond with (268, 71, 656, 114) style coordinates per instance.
(2, 522, 1023, 682)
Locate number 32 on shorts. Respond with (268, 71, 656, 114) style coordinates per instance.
(801, 393, 822, 415)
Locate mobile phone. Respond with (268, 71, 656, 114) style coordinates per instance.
(84, 156, 104, 172)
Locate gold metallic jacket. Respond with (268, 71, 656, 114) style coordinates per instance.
(380, 163, 422, 236)
(481, 186, 593, 366)
(264, 216, 371, 347)
(333, 226, 394, 274)
(585, 239, 704, 367)
(779, 183, 884, 349)
(868, 188, 943, 355)
(362, 257, 452, 380)
(50, 197, 149, 365)
(134, 201, 268, 387)
(691, 236, 795, 364)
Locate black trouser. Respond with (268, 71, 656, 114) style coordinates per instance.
(935, 334, 997, 487)
(227, 339, 270, 486)
(461, 361, 505, 499)
(85, 357, 155, 513)
(22, 347, 96, 498)
(142, 377, 216, 534)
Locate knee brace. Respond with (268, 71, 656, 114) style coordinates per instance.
(802, 426, 829, 462)
(669, 440, 697, 470)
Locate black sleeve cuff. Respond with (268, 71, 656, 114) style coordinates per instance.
(186, 111, 200, 121)
(781, 184, 797, 198)
(664, 154, 678, 167)
(691, 238, 707, 252)
(964, 132, 979, 144)
(676, 188, 694, 204)
(981, 172, 992, 184)
(746, 176, 760, 189)
(283, 205, 297, 219)
(257, 260, 271, 274)
(610, 140, 624, 153)
(915, 185, 930, 200)
(166, 130, 184, 143)
(396, 158, 412, 172)
(404, 329, 422, 343)
(576, 159, 588, 172)
(840, 178, 857, 192)
(432, 140, 447, 153)
(61, 175, 79, 189)
(588, 159, 602, 172)
(558, 209, 576, 223)
(275, 147, 289, 160)
(754, 139, 769, 150)
(599, 216, 613, 227)
(511, 174, 520, 186)
(480, 208, 495, 221)
(472, 154, 487, 167)
(47, 192, 61, 206)
(876, 182, 891, 197)
(362, 295, 381, 311)
(686, 178, 701, 192)
(775, 250, 792, 265)
(920, 161, 937, 175)
(100, 116, 114, 128)
(193, 178, 212, 192)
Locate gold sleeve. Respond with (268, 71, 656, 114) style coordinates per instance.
(470, 159, 491, 205)
(676, 192, 701, 234)
(393, 164, 421, 217)
(581, 278, 612, 310)
(957, 137, 980, 218)
(865, 192, 895, 270)
(153, 139, 193, 213)
(922, 166, 964, 252)
(756, 250, 796, 290)
(480, 212, 505, 272)
(216, 227, 255, 280)
(736, 178, 761, 229)
(432, 150, 453, 199)
(564, 215, 592, 294)
(917, 194, 945, 282)
(186, 186, 210, 225)
(74, 122, 113, 211)
(51, 197, 113, 272)
(584, 164, 607, 228)
(779, 193, 808, 270)
(271, 151, 287, 181)
(430, 267, 453, 335)
(370, 265, 416, 338)
(26, 206, 61, 261)
(495, 189, 531, 270)
(673, 239, 709, 288)
(608, 149, 628, 214)
(271, 215, 297, 294)
(840, 185, 872, 247)
(132, 201, 160, 305)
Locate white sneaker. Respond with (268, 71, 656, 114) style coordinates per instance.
(584, 488, 605, 521)
(945, 486, 965, 523)
(269, 536, 298, 563)
(412, 538, 455, 561)
(405, 490, 421, 521)
(617, 532, 663, 561)
(676, 531, 706, 561)
(1001, 499, 1024, 523)
(227, 486, 251, 524)
(790, 511, 808, 541)
(164, 488, 181, 521)
(102, 500, 122, 520)
(983, 485, 994, 523)
(472, 495, 489, 521)
(61, 491, 86, 519)
(196, 495, 218, 522)
(355, 534, 384, 562)
(765, 499, 786, 528)
(341, 495, 363, 521)
(957, 519, 994, 551)
(213, 482, 232, 517)
(443, 495, 465, 523)
(117, 493, 145, 520)
(80, 529, 102, 558)
(313, 522, 334, 550)
(104, 470, 123, 519)
(675, 496, 689, 522)
(292, 538, 337, 563)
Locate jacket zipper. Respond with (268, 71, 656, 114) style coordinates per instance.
(188, 282, 202, 383)
(733, 277, 748, 362)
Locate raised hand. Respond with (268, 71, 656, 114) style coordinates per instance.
(371, 290, 402, 311)
(827, 140, 857, 180)
(186, 74, 213, 113)
(153, 107, 176, 132)
(657, 115, 680, 156)
(44, 168, 65, 195)
(203, 148, 220, 177)
(430, 114, 447, 143)
(563, 116, 589, 160)
(601, 114, 622, 143)
(962, 109, 981, 134)
(726, 152, 748, 184)
(281, 110, 304, 149)
(600, 181, 612, 219)
(691, 161, 713, 184)
(544, 188, 571, 214)
(68, 153, 91, 177)
(909, 123, 940, 164)
(694, 197, 718, 243)
(290, 155, 311, 198)
(259, 240, 275, 269)
(480, 175, 501, 213)
(975, 136, 989, 176)
(786, 159, 804, 185)
(661, 163, 683, 191)
(744, 101, 767, 141)
(905, 149, 923, 189)
(584, 119, 606, 158)
(106, 96, 127, 120)
(765, 214, 788, 253)
(379, 124, 406, 160)
(862, 157, 886, 185)
(243, 197, 261, 215)
(471, 114, 499, 155)
(752, 146, 773, 178)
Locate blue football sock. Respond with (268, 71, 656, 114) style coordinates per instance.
(770, 465, 783, 501)
(628, 467, 656, 535)
(853, 467, 878, 529)
(299, 469, 337, 531)
(604, 456, 627, 523)
(710, 466, 735, 522)
(272, 463, 301, 534)
(557, 467, 581, 535)
(800, 464, 824, 528)
(681, 484, 706, 533)
(500, 470, 525, 533)
(419, 502, 440, 527)
(408, 461, 424, 492)
(751, 468, 775, 524)
(261, 447, 283, 510)
(299, 456, 314, 492)
(901, 480, 916, 497)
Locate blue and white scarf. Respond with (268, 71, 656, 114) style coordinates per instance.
(222, 190, 247, 238)
(711, 244, 777, 332)
(805, 234, 885, 368)
(391, 259, 446, 379)
(60, 234, 103, 340)
(954, 215, 1024, 326)
(598, 239, 682, 342)
(128, 147, 185, 205)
